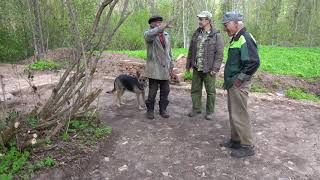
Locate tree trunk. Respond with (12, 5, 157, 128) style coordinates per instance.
(148, 0, 156, 15)
(293, 0, 301, 34)
(182, 0, 189, 49)
(31, 0, 45, 61)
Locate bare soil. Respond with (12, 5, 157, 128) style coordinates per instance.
(0, 51, 319, 180)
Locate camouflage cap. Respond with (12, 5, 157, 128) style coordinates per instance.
(222, 11, 243, 24)
(197, 11, 213, 19)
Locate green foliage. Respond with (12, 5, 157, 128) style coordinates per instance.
(285, 88, 320, 102)
(0, 111, 19, 131)
(259, 46, 320, 78)
(0, 147, 30, 179)
(109, 10, 150, 50)
(0, 144, 56, 179)
(26, 116, 38, 129)
(32, 156, 56, 169)
(27, 59, 61, 71)
(216, 79, 224, 89)
(65, 118, 112, 144)
(108, 48, 188, 61)
(111, 46, 320, 78)
(62, 132, 69, 142)
(251, 85, 270, 93)
(94, 125, 112, 139)
(183, 71, 192, 80)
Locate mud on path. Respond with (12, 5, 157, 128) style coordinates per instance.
(0, 63, 320, 180)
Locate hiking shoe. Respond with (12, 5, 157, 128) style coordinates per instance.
(146, 112, 154, 120)
(188, 111, 201, 117)
(231, 146, 255, 158)
(220, 139, 241, 149)
(205, 113, 214, 120)
(160, 111, 170, 118)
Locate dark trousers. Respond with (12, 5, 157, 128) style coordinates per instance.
(145, 78, 170, 113)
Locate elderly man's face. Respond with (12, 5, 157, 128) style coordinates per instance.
(224, 21, 238, 37)
(198, 17, 210, 28)
(151, 20, 162, 28)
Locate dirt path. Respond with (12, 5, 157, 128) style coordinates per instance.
(69, 79, 319, 180)
(1, 64, 319, 180)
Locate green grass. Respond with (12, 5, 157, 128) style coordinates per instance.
(108, 48, 188, 61)
(27, 59, 61, 71)
(251, 84, 270, 93)
(108, 45, 320, 78)
(0, 146, 56, 180)
(259, 46, 320, 78)
(285, 88, 320, 102)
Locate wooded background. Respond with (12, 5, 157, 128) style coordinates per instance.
(1, 0, 319, 62)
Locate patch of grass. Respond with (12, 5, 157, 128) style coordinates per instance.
(251, 84, 270, 93)
(26, 116, 38, 129)
(109, 46, 320, 78)
(108, 49, 146, 59)
(0, 147, 29, 179)
(285, 88, 320, 102)
(0, 111, 19, 131)
(31, 156, 56, 170)
(304, 77, 318, 84)
(108, 48, 188, 61)
(259, 46, 320, 78)
(26, 59, 61, 71)
(216, 78, 224, 89)
(64, 118, 112, 144)
(0, 144, 56, 180)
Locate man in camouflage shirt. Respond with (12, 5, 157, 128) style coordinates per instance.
(186, 11, 224, 120)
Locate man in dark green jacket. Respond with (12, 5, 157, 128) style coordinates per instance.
(221, 11, 260, 158)
(186, 11, 224, 120)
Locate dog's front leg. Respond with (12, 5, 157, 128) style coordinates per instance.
(136, 93, 144, 110)
(116, 90, 122, 107)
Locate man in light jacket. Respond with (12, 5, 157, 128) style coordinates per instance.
(144, 15, 173, 120)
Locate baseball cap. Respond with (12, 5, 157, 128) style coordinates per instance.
(197, 11, 213, 19)
(222, 11, 243, 24)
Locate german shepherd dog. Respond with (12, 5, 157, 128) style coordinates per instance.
(106, 72, 147, 110)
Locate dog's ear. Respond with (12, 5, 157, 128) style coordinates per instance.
(136, 71, 141, 78)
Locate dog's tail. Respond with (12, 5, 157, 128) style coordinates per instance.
(106, 81, 116, 94)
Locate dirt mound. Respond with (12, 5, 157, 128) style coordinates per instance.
(18, 48, 75, 64)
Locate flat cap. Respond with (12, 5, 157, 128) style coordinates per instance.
(148, 15, 163, 24)
(222, 11, 243, 24)
(197, 11, 213, 19)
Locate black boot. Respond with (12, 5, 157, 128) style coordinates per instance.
(219, 139, 241, 149)
(160, 111, 170, 118)
(159, 100, 169, 118)
(231, 146, 255, 158)
(146, 111, 154, 120)
(145, 100, 155, 120)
